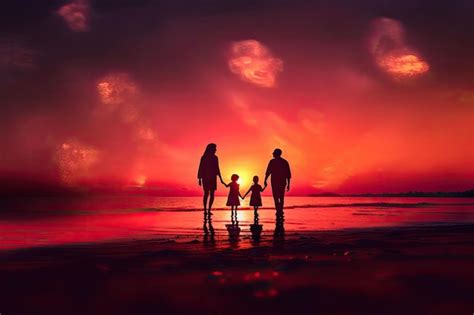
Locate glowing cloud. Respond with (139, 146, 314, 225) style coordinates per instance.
(97, 73, 138, 105)
(136, 126, 156, 141)
(369, 17, 405, 56)
(369, 17, 429, 79)
(57, 0, 90, 32)
(96, 72, 157, 144)
(228, 40, 283, 88)
(56, 140, 99, 184)
(377, 53, 429, 77)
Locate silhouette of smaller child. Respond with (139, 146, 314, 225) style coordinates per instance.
(224, 174, 243, 224)
(243, 175, 266, 224)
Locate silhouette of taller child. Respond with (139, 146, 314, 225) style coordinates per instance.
(198, 143, 225, 226)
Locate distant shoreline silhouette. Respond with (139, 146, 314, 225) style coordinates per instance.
(308, 190, 474, 198)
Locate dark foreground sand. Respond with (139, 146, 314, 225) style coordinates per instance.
(1, 224, 473, 315)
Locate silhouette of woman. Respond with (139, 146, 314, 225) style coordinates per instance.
(198, 143, 225, 227)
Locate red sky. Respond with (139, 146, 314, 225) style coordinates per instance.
(1, 0, 473, 195)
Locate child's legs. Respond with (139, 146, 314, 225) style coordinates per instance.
(230, 206, 237, 222)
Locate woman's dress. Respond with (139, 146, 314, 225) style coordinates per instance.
(197, 155, 221, 191)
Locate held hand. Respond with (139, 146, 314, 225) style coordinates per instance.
(264, 180, 268, 187)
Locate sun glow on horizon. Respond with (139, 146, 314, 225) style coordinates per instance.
(224, 167, 256, 190)
(135, 175, 147, 186)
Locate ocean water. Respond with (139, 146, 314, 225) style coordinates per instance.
(1, 196, 473, 250)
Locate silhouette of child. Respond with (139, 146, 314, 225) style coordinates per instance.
(243, 176, 266, 224)
(224, 174, 243, 224)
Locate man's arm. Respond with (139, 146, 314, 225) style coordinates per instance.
(264, 173, 270, 186)
(264, 160, 272, 186)
(286, 160, 291, 191)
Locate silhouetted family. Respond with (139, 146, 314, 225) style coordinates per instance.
(198, 143, 291, 237)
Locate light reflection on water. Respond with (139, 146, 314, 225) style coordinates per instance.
(0, 196, 473, 250)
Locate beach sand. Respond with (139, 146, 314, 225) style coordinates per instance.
(1, 224, 473, 315)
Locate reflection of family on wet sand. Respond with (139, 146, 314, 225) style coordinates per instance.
(198, 143, 291, 240)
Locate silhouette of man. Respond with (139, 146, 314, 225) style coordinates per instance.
(264, 148, 291, 218)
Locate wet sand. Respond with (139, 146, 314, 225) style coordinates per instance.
(1, 224, 473, 315)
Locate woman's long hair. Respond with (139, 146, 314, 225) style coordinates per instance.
(202, 143, 217, 157)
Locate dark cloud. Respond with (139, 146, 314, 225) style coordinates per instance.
(0, 37, 36, 69)
(56, 0, 90, 32)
